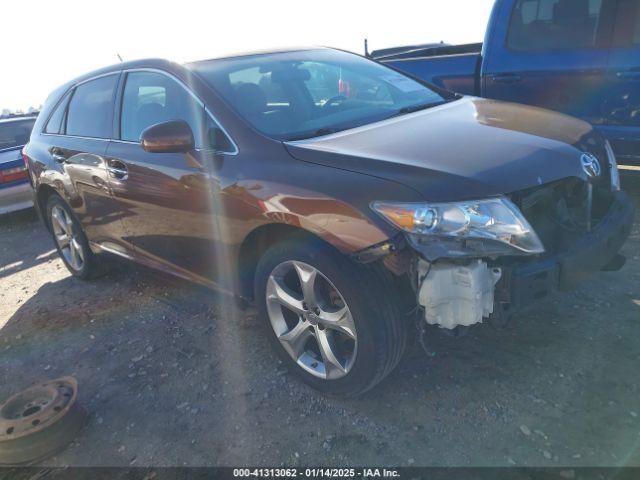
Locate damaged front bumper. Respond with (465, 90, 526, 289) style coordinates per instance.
(496, 190, 635, 313)
(408, 190, 635, 329)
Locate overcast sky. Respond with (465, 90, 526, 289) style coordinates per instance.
(1, 0, 494, 112)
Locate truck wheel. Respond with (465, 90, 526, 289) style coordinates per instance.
(255, 238, 407, 396)
(46, 195, 103, 280)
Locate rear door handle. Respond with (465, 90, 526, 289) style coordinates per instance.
(51, 149, 67, 163)
(107, 160, 128, 180)
(491, 73, 522, 84)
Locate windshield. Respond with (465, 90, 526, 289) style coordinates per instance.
(0, 118, 36, 151)
(191, 49, 454, 141)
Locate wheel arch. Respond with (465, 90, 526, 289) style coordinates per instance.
(237, 223, 342, 300)
(36, 184, 61, 231)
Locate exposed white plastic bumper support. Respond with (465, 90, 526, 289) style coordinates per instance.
(417, 259, 502, 330)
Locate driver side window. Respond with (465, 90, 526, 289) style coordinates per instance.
(120, 71, 205, 147)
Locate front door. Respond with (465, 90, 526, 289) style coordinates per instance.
(104, 70, 235, 283)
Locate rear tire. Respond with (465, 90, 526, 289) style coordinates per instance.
(46, 194, 103, 280)
(255, 237, 407, 397)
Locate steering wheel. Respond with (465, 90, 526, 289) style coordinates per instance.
(322, 95, 347, 109)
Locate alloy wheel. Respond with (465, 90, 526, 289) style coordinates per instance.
(266, 261, 357, 380)
(51, 206, 84, 272)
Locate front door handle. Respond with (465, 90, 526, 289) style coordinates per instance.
(491, 73, 523, 84)
(107, 160, 128, 180)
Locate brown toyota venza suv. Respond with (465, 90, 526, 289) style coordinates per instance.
(24, 48, 634, 396)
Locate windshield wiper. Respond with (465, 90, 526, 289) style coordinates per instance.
(390, 100, 449, 118)
(284, 100, 453, 141)
(285, 127, 343, 142)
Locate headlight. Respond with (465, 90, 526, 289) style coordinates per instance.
(372, 197, 544, 258)
(604, 140, 621, 191)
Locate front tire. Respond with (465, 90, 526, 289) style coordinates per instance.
(46, 194, 102, 280)
(255, 238, 407, 396)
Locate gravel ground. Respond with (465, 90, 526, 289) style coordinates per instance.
(0, 171, 639, 468)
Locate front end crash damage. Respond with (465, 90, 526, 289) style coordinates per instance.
(418, 260, 502, 330)
(355, 185, 635, 332)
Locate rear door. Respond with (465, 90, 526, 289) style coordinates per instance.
(601, 0, 640, 161)
(41, 74, 123, 248)
(104, 69, 236, 283)
(483, 0, 615, 125)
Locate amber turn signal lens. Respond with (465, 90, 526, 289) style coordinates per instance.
(374, 205, 416, 230)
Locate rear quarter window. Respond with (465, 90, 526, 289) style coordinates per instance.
(44, 90, 72, 134)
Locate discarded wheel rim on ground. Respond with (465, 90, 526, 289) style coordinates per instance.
(0, 376, 86, 465)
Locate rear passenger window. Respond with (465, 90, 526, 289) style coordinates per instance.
(44, 90, 71, 134)
(120, 71, 204, 147)
(508, 0, 604, 51)
(66, 75, 118, 138)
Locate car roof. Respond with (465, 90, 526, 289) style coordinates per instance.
(68, 57, 181, 85)
(66, 47, 330, 86)
(186, 46, 327, 65)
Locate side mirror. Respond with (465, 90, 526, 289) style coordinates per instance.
(141, 120, 195, 153)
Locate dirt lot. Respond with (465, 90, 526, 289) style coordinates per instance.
(1, 171, 639, 468)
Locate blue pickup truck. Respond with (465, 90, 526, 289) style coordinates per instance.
(372, 0, 640, 164)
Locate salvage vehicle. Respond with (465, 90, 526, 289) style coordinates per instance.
(23, 48, 634, 396)
(370, 0, 640, 164)
(0, 115, 37, 214)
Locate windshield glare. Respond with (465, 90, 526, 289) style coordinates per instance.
(191, 49, 451, 140)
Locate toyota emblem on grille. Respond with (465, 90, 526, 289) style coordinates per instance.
(580, 153, 601, 178)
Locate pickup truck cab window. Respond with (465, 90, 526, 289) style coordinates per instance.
(508, 0, 605, 51)
(612, 0, 640, 46)
(66, 74, 118, 139)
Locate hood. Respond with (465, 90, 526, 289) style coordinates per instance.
(285, 97, 600, 202)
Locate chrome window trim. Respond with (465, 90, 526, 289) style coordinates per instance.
(40, 68, 239, 156)
(41, 133, 111, 142)
(108, 139, 139, 145)
(120, 68, 239, 155)
(74, 71, 121, 87)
